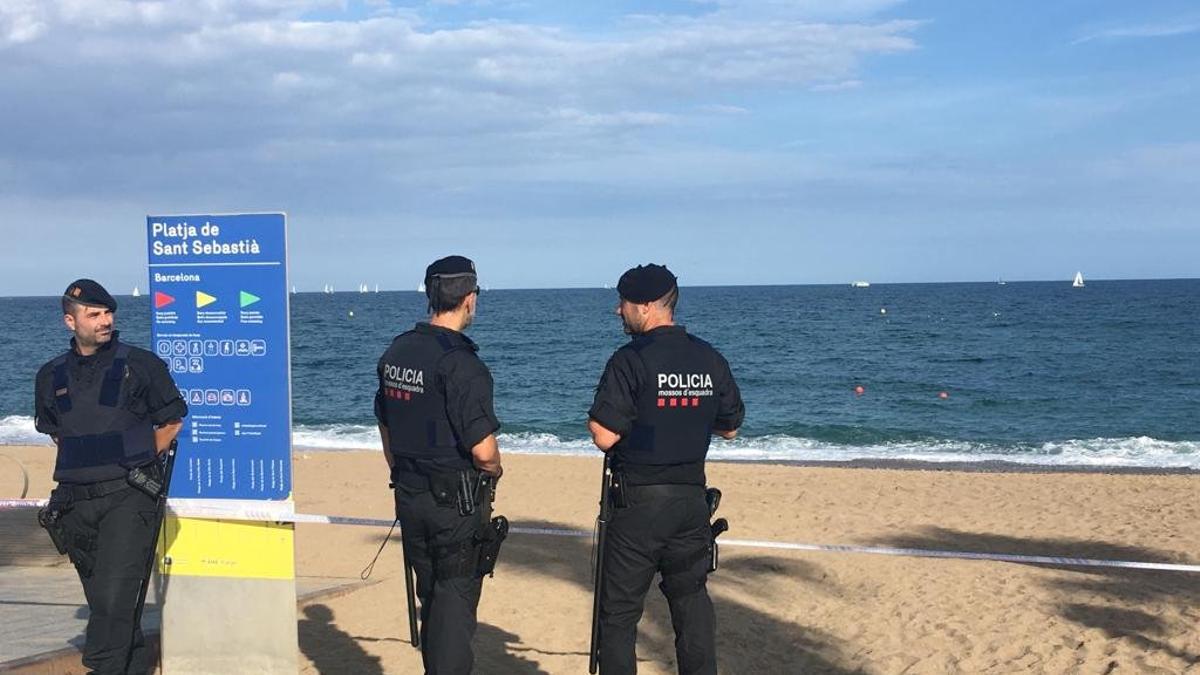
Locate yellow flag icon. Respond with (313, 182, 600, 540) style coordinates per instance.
(196, 291, 217, 308)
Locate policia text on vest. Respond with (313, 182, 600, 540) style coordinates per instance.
(588, 264, 746, 675)
(375, 256, 507, 674)
(33, 279, 188, 675)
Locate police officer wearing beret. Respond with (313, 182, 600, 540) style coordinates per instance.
(33, 280, 187, 675)
(588, 264, 745, 675)
(375, 255, 505, 674)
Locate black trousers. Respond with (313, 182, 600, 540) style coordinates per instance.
(394, 484, 485, 675)
(599, 488, 716, 675)
(58, 486, 158, 675)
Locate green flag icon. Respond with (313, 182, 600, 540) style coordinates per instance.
(240, 291, 261, 308)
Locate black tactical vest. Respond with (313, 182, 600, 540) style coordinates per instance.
(615, 328, 722, 466)
(379, 327, 473, 467)
(50, 342, 158, 484)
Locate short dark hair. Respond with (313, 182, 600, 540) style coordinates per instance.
(62, 297, 82, 316)
(429, 275, 479, 314)
(658, 287, 679, 313)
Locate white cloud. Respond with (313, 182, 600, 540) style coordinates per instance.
(810, 79, 862, 92)
(0, 2, 919, 183)
(1073, 20, 1200, 44)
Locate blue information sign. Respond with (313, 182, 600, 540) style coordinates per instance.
(147, 213, 292, 500)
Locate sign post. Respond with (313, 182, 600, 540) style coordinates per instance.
(147, 213, 298, 673)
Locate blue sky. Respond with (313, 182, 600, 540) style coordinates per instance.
(1, 0, 1197, 293)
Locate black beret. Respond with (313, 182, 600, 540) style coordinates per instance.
(63, 279, 117, 312)
(617, 264, 677, 303)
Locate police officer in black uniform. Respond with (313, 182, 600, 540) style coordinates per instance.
(375, 255, 504, 674)
(588, 264, 744, 675)
(33, 279, 187, 675)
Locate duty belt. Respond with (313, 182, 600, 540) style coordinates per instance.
(620, 483, 705, 502)
(58, 476, 131, 501)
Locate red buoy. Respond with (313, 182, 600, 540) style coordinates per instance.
(854, 385, 865, 396)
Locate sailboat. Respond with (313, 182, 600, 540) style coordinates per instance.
(1072, 271, 1085, 288)
(323, 284, 333, 294)
(291, 285, 297, 295)
(131, 285, 140, 297)
(374, 284, 379, 293)
(417, 282, 426, 293)
(359, 283, 368, 294)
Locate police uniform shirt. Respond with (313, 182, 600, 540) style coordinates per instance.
(375, 323, 500, 470)
(589, 325, 744, 485)
(34, 333, 188, 478)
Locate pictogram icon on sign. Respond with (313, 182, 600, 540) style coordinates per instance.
(240, 291, 261, 308)
(154, 291, 175, 309)
(196, 291, 217, 308)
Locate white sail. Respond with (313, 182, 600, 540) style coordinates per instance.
(131, 285, 140, 297)
(417, 282, 426, 293)
(851, 281, 870, 288)
(1072, 271, 1084, 288)
(374, 284, 379, 293)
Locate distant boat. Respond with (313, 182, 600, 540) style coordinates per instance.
(131, 285, 140, 297)
(323, 284, 333, 294)
(997, 279, 1007, 286)
(417, 282, 425, 293)
(359, 283, 368, 294)
(1072, 271, 1085, 288)
(374, 284, 379, 293)
(291, 285, 297, 295)
(850, 281, 870, 288)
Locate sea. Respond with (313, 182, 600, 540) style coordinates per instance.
(1, 280, 1198, 469)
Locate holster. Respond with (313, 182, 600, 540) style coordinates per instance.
(431, 475, 507, 580)
(476, 515, 509, 577)
(37, 488, 72, 555)
(39, 486, 98, 576)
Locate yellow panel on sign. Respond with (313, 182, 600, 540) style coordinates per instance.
(161, 514, 295, 580)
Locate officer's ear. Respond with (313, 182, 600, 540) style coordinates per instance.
(63, 311, 77, 333)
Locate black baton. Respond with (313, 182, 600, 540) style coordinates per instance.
(588, 454, 614, 674)
(124, 439, 177, 673)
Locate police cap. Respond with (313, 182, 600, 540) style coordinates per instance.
(425, 255, 477, 287)
(617, 264, 677, 303)
(63, 279, 117, 312)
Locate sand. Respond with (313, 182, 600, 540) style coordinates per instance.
(2, 445, 1198, 673)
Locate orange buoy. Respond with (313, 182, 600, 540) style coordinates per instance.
(938, 391, 949, 399)
(854, 385, 865, 396)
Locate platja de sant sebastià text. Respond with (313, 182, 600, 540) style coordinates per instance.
(151, 221, 262, 256)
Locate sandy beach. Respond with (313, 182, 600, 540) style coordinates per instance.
(3, 445, 1198, 673)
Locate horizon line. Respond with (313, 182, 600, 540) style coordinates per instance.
(3, 275, 1198, 298)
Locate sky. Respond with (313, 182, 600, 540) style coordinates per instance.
(1, 0, 1197, 293)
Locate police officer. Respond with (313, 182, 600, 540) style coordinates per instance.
(375, 255, 504, 674)
(588, 264, 744, 675)
(33, 279, 187, 675)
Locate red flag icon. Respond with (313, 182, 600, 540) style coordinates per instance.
(154, 291, 175, 309)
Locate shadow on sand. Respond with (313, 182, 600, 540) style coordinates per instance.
(500, 518, 862, 674)
(874, 526, 1200, 669)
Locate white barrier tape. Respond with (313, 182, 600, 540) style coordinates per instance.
(3, 498, 1199, 574)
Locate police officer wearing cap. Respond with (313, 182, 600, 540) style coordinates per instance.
(33, 280, 187, 675)
(375, 255, 505, 674)
(588, 264, 744, 675)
